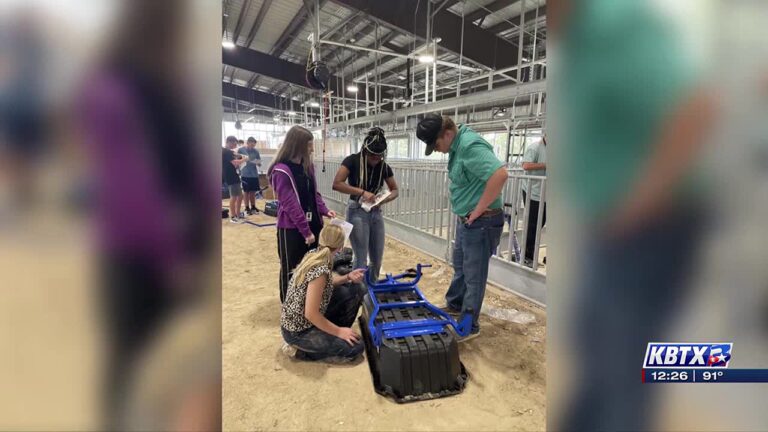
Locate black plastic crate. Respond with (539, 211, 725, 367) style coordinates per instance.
(361, 292, 468, 403)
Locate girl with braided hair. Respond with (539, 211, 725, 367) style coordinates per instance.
(332, 127, 399, 281)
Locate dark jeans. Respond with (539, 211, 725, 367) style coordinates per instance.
(445, 212, 504, 332)
(281, 282, 366, 361)
(522, 190, 546, 262)
(277, 227, 320, 303)
(559, 206, 704, 431)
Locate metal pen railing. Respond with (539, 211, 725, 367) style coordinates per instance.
(315, 159, 547, 274)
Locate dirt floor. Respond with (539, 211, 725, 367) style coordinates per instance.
(222, 200, 546, 431)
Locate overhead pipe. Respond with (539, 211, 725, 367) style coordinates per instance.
(317, 39, 481, 73)
(315, 79, 546, 130)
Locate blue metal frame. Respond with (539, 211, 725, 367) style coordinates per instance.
(365, 264, 473, 347)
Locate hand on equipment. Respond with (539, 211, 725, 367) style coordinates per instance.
(346, 269, 365, 284)
(337, 327, 360, 346)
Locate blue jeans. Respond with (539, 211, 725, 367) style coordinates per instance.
(445, 213, 504, 332)
(281, 282, 365, 361)
(346, 200, 386, 281)
(558, 206, 704, 431)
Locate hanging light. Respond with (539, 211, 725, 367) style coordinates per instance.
(346, 85, 359, 93)
(418, 55, 434, 64)
(287, 111, 297, 116)
(309, 101, 320, 108)
(222, 40, 235, 49)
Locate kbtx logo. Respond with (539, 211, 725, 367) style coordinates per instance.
(643, 343, 732, 368)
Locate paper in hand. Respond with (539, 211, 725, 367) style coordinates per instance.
(362, 190, 391, 212)
(330, 219, 354, 242)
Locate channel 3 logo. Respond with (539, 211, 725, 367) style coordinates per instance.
(643, 343, 733, 368)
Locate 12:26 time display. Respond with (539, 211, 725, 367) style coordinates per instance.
(651, 370, 689, 381)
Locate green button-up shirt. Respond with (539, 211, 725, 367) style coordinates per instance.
(448, 124, 505, 216)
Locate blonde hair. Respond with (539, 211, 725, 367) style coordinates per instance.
(291, 224, 345, 287)
(268, 125, 314, 177)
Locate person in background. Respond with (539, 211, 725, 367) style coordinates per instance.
(281, 224, 367, 362)
(521, 136, 547, 267)
(268, 125, 337, 302)
(76, 0, 218, 428)
(237, 139, 244, 147)
(551, 1, 715, 430)
(222, 135, 245, 223)
(238, 136, 261, 215)
(417, 113, 507, 341)
(332, 127, 398, 281)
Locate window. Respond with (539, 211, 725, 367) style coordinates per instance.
(221, 121, 290, 148)
(386, 135, 409, 159)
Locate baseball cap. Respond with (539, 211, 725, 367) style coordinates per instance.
(416, 113, 443, 156)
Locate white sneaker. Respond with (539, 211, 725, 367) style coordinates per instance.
(229, 217, 239, 224)
(280, 343, 297, 357)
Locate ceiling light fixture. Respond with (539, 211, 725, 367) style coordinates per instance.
(287, 111, 297, 116)
(346, 85, 359, 93)
(309, 101, 320, 108)
(222, 40, 236, 49)
(418, 55, 435, 64)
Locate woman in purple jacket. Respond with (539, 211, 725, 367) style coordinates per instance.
(268, 126, 337, 302)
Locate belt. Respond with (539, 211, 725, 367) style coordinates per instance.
(460, 208, 502, 224)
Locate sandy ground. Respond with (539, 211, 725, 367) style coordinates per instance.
(223, 200, 546, 431)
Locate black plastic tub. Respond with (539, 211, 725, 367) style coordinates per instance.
(360, 291, 469, 403)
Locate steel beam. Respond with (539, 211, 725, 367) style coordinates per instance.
(244, 0, 274, 48)
(232, 0, 254, 43)
(223, 46, 342, 94)
(223, 82, 292, 109)
(271, 0, 329, 57)
(466, 0, 519, 24)
(322, 79, 545, 129)
(486, 5, 545, 35)
(330, 0, 519, 69)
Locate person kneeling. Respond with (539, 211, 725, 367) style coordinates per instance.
(280, 224, 367, 362)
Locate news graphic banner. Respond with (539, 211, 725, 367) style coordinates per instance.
(642, 343, 768, 383)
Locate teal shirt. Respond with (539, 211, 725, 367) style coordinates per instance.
(448, 125, 505, 216)
(558, 0, 694, 220)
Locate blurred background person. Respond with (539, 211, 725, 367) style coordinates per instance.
(238, 136, 262, 215)
(75, 0, 219, 429)
(0, 12, 47, 217)
(549, 0, 716, 430)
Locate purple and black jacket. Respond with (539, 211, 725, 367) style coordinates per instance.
(270, 162, 330, 238)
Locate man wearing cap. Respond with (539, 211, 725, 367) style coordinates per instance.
(417, 114, 508, 339)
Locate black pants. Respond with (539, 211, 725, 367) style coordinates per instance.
(101, 255, 172, 428)
(277, 227, 319, 303)
(522, 191, 546, 262)
(281, 282, 366, 361)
